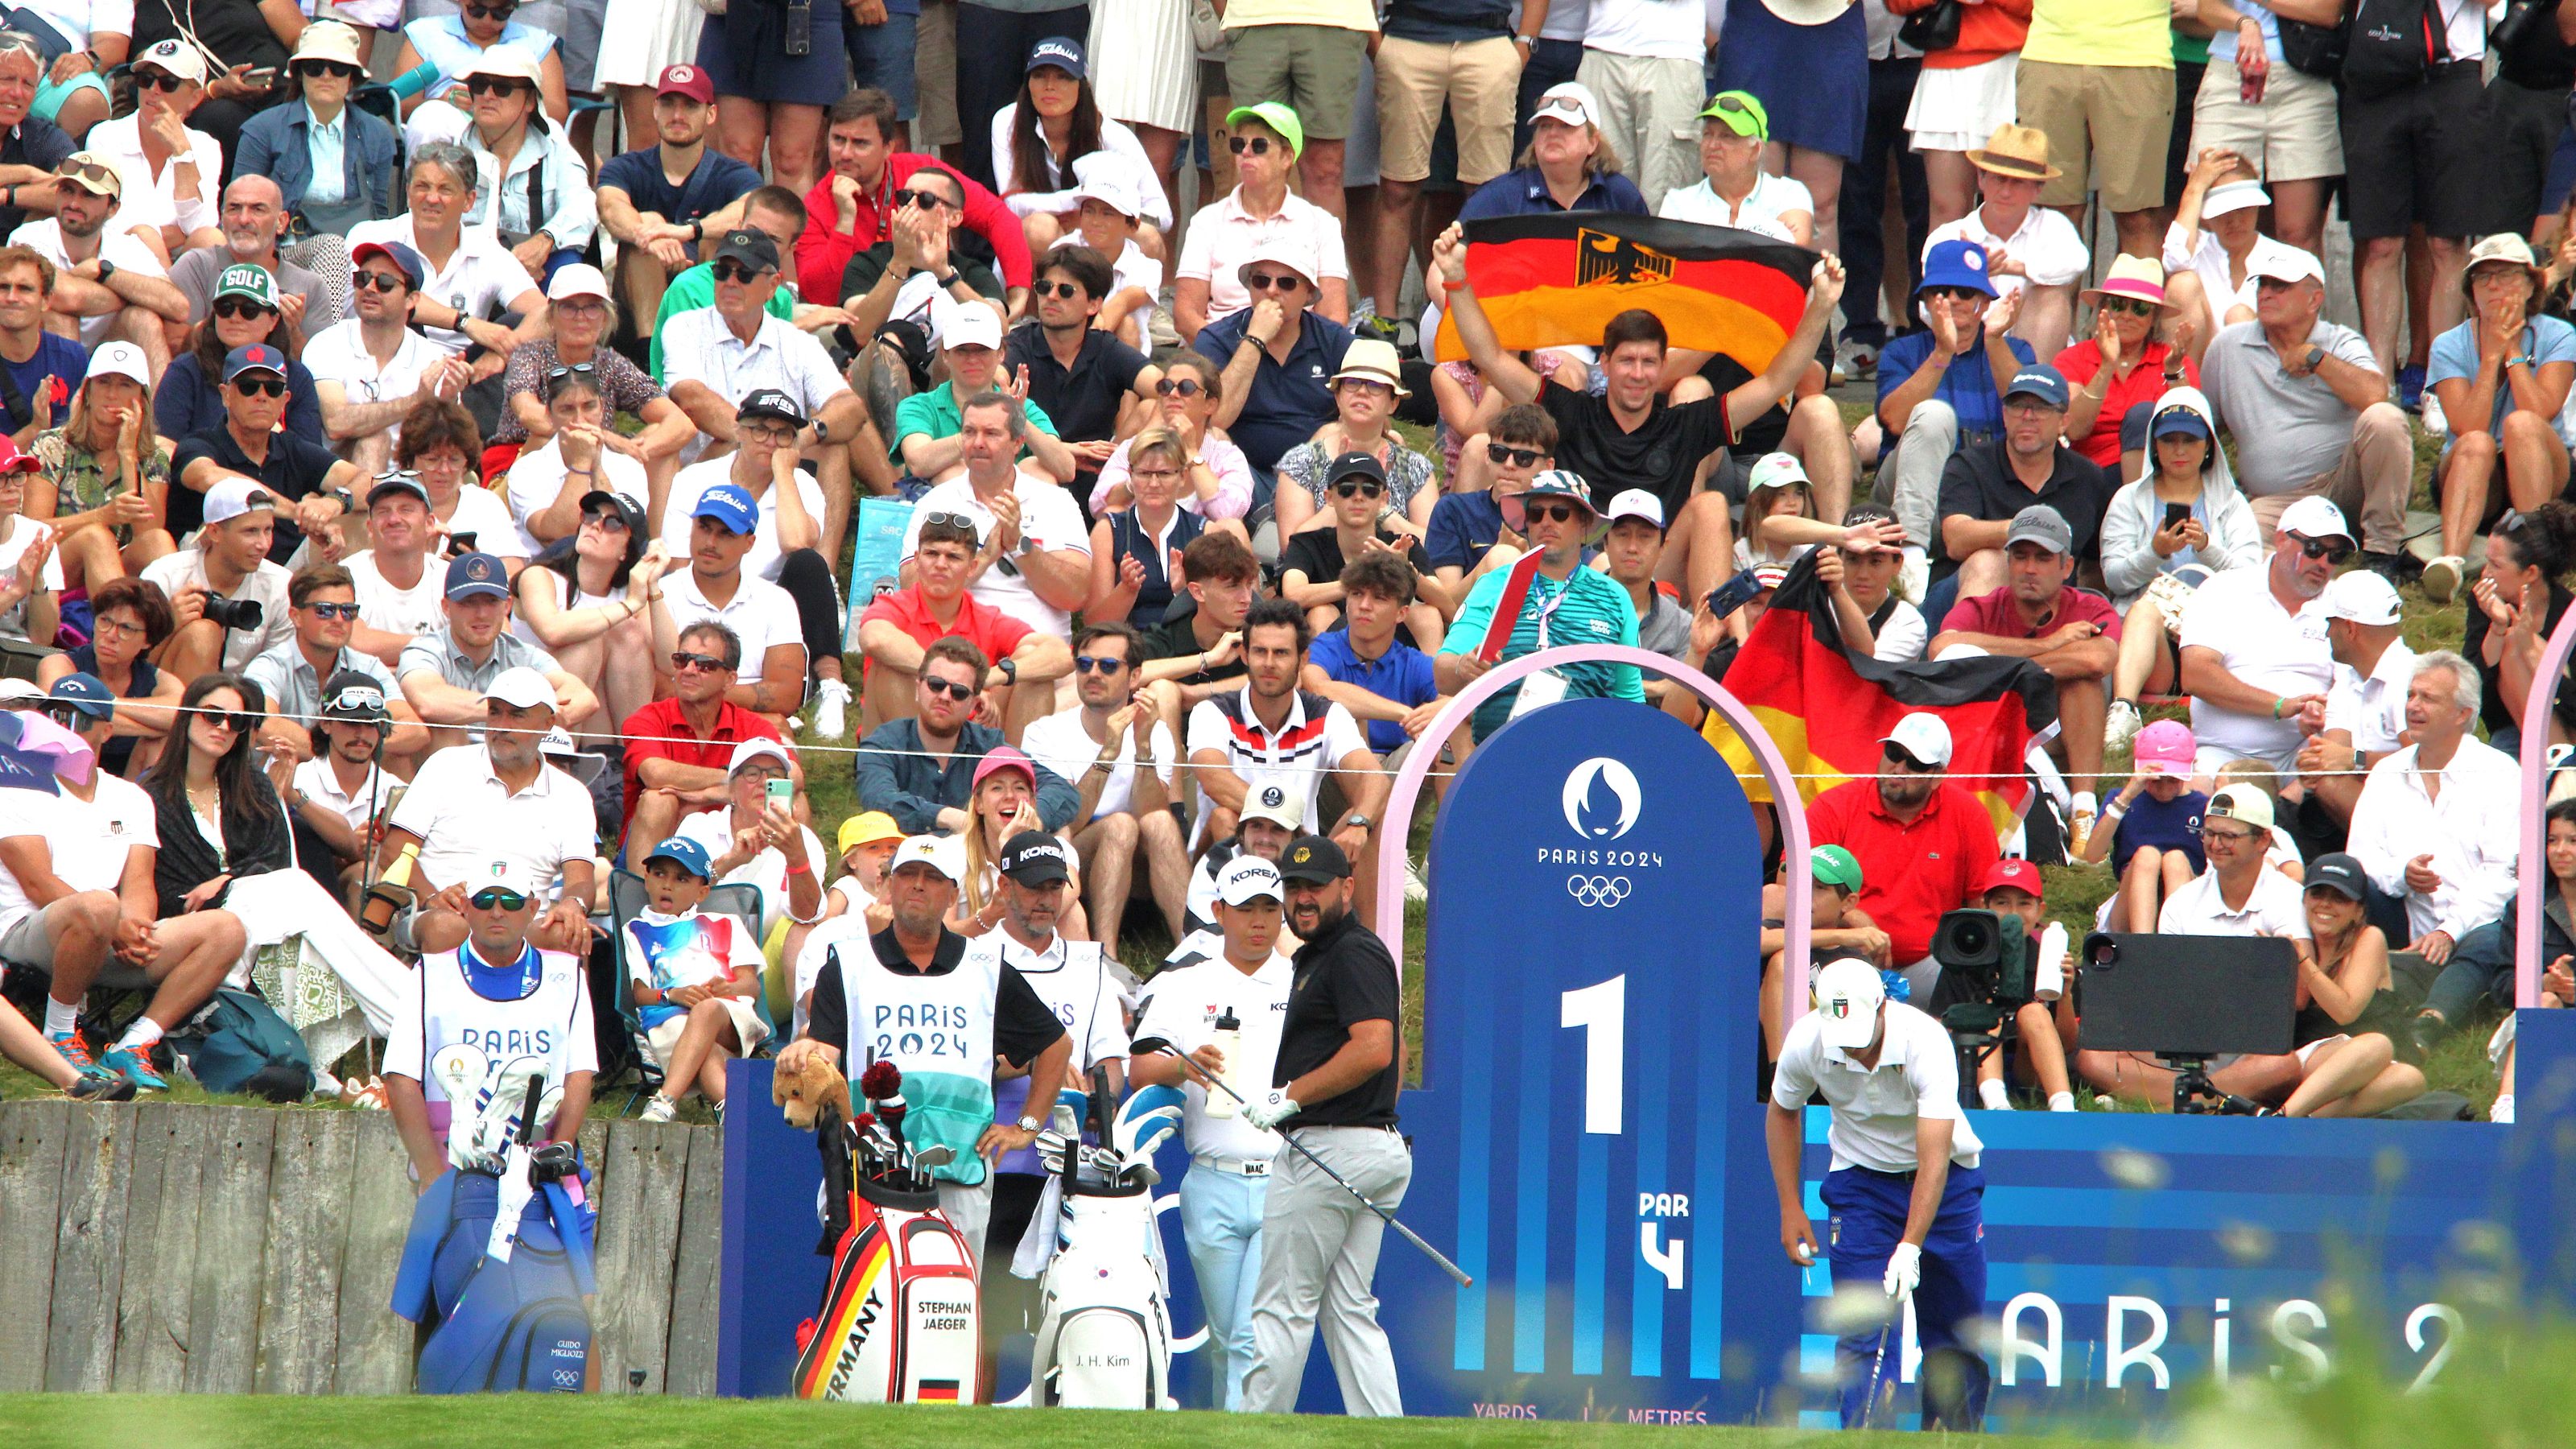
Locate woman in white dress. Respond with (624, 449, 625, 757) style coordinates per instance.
(991, 35, 1172, 259)
(1081, 0, 1194, 242)
(591, 0, 707, 148)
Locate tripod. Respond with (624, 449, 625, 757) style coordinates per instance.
(1942, 1002, 2018, 1113)
(2154, 1054, 2265, 1116)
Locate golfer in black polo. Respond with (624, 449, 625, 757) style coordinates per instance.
(1236, 835, 1409, 1417)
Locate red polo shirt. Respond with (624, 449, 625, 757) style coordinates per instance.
(1939, 584, 2121, 642)
(618, 697, 787, 840)
(857, 583, 1031, 679)
(1804, 777, 2000, 964)
(795, 155, 1035, 305)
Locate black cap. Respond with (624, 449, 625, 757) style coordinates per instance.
(736, 386, 807, 427)
(2306, 852, 2368, 902)
(1327, 451, 1385, 486)
(997, 830, 1071, 885)
(317, 669, 390, 723)
(1278, 833, 1351, 885)
(580, 489, 644, 536)
(711, 228, 780, 273)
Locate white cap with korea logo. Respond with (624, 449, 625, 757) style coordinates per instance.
(1811, 957, 1886, 1051)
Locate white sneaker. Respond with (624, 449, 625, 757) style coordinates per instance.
(2423, 555, 2465, 605)
(2420, 392, 2446, 438)
(811, 676, 852, 739)
(641, 1092, 678, 1124)
(2103, 699, 2142, 754)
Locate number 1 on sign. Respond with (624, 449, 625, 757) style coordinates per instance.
(1560, 975, 1626, 1134)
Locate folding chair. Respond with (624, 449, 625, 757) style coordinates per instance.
(605, 867, 776, 1113)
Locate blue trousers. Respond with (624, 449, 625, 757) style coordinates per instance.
(1822, 1163, 1989, 1430)
(1181, 1162, 1269, 1410)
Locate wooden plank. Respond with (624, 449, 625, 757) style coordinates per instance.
(590, 1119, 691, 1395)
(115, 1105, 207, 1393)
(45, 1102, 136, 1392)
(0, 1100, 73, 1392)
(662, 1124, 725, 1397)
(334, 1112, 422, 1396)
(255, 1112, 358, 1396)
(184, 1106, 278, 1394)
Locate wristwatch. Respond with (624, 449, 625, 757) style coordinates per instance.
(996, 656, 1018, 683)
(937, 269, 964, 289)
(812, 417, 832, 444)
(2302, 345, 2324, 371)
(1344, 813, 1375, 833)
(1015, 1115, 1041, 1133)
(96, 258, 114, 283)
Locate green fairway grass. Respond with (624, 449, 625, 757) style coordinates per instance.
(0, 1395, 2073, 1449)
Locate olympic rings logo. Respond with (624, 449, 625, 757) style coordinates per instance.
(1567, 874, 1632, 908)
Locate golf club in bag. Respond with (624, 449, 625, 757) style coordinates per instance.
(1025, 1083, 1187, 1409)
(792, 1065, 981, 1404)
(403, 1071, 598, 1393)
(1129, 1037, 1473, 1288)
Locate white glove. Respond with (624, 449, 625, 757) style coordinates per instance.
(1883, 1241, 1922, 1302)
(1243, 1089, 1301, 1130)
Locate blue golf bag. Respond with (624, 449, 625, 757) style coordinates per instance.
(393, 1168, 598, 1393)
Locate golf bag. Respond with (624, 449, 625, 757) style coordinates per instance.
(412, 1174, 596, 1393)
(1026, 1084, 1183, 1410)
(794, 1106, 981, 1404)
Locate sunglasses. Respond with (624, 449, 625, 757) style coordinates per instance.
(2099, 297, 2159, 317)
(352, 269, 407, 293)
(922, 511, 977, 533)
(201, 711, 255, 734)
(136, 69, 188, 93)
(1331, 479, 1385, 498)
(1034, 279, 1084, 299)
(891, 188, 950, 210)
(297, 60, 362, 80)
(304, 601, 361, 620)
(670, 650, 724, 673)
(584, 507, 630, 533)
(212, 296, 275, 321)
(1883, 745, 1938, 771)
(463, 76, 531, 97)
(1922, 285, 1985, 303)
(229, 375, 287, 398)
(1486, 444, 1542, 468)
(1243, 270, 1302, 292)
(709, 259, 768, 284)
(1227, 135, 1277, 155)
(922, 677, 977, 701)
(2288, 532, 2353, 565)
(56, 159, 115, 190)
(468, 887, 529, 910)
(1524, 501, 1585, 524)
(1154, 378, 1204, 398)
(464, 2, 516, 16)
(1072, 654, 1127, 674)
(327, 684, 385, 713)
(546, 361, 597, 382)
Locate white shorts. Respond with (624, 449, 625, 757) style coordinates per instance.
(1907, 54, 2018, 155)
(642, 995, 770, 1067)
(2295, 1034, 2349, 1067)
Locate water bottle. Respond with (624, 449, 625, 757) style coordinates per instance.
(360, 841, 420, 937)
(1205, 1009, 1241, 1119)
(2033, 922, 2069, 1003)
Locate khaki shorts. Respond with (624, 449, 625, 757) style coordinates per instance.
(1374, 35, 1522, 184)
(2016, 58, 2174, 213)
(2188, 56, 2342, 184)
(1224, 23, 1370, 141)
(914, 0, 962, 148)
(642, 995, 770, 1069)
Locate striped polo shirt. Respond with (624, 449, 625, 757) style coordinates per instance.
(1440, 563, 1644, 741)
(1183, 687, 1371, 844)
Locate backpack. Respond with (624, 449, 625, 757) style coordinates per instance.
(2342, 0, 2450, 101)
(1029, 1179, 1177, 1410)
(414, 1176, 597, 1393)
(794, 1121, 982, 1405)
(166, 988, 313, 1101)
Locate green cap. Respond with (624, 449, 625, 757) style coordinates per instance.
(213, 262, 279, 309)
(1810, 844, 1862, 893)
(1224, 101, 1305, 160)
(1697, 89, 1769, 141)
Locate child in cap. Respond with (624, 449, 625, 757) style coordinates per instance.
(1062, 172, 1160, 348)
(1756, 844, 1891, 1062)
(824, 811, 903, 927)
(2075, 718, 2208, 931)
(1733, 454, 1819, 571)
(1928, 859, 2078, 1113)
(626, 836, 769, 1123)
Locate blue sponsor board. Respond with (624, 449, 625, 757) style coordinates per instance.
(719, 694, 2576, 1428)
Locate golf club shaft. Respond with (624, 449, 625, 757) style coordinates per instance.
(1155, 1046, 1473, 1288)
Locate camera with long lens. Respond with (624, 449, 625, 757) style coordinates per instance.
(1930, 907, 2029, 1034)
(201, 595, 264, 633)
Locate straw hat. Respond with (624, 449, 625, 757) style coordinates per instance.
(2079, 255, 2174, 312)
(1965, 123, 2062, 181)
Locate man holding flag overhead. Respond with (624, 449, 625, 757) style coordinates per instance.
(1431, 220, 1844, 601)
(1434, 470, 1642, 742)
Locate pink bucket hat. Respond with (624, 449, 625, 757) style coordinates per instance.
(2080, 254, 2173, 312)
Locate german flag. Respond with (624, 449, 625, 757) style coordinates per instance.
(1431, 213, 1814, 376)
(1704, 552, 2058, 833)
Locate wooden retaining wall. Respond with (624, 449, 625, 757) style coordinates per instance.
(0, 1101, 722, 1397)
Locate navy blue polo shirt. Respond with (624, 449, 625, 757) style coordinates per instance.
(0, 329, 85, 431)
(2111, 788, 2208, 876)
(1308, 627, 1439, 754)
(597, 147, 763, 236)
(1458, 167, 1649, 221)
(1192, 307, 1351, 476)
(1385, 0, 1511, 42)
(1874, 327, 2036, 452)
(1426, 489, 1505, 573)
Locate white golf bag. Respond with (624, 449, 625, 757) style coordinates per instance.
(1026, 1085, 1183, 1410)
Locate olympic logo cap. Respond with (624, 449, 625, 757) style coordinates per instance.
(1241, 783, 1303, 831)
(1811, 957, 1885, 1051)
(444, 551, 510, 600)
(1218, 854, 1284, 906)
(135, 38, 207, 82)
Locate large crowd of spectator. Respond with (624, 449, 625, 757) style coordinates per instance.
(0, 0, 2555, 1154)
